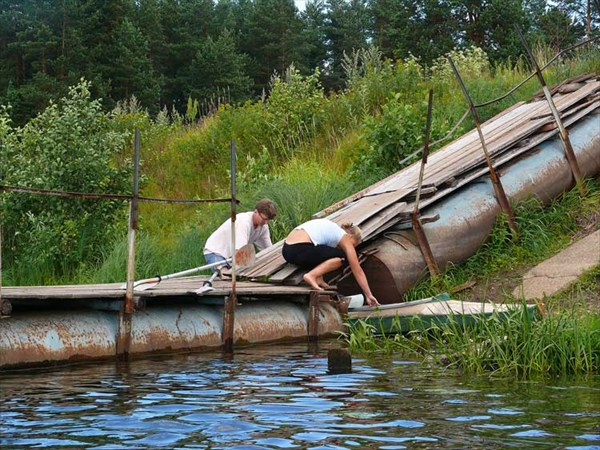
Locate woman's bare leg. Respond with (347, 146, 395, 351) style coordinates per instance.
(303, 258, 343, 290)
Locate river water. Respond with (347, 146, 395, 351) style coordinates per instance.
(1, 341, 599, 449)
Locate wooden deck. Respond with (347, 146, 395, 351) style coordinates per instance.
(1, 275, 327, 302)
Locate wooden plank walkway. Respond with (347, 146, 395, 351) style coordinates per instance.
(1, 275, 326, 301)
(238, 75, 600, 281)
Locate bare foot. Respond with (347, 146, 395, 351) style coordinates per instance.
(317, 277, 332, 290)
(303, 273, 323, 291)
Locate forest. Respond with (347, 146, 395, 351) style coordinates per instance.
(1, 0, 598, 125)
(1, 0, 599, 286)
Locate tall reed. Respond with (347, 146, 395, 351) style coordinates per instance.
(345, 305, 600, 378)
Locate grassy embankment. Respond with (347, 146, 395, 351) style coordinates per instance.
(345, 178, 600, 378)
(3, 44, 598, 296)
(90, 45, 599, 286)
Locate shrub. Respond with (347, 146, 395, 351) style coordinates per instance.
(1, 80, 131, 283)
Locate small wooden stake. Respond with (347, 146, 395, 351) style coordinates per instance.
(308, 291, 320, 341)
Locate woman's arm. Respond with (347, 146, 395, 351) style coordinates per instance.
(338, 236, 380, 306)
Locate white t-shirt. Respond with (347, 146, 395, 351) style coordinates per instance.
(296, 219, 345, 248)
(203, 211, 272, 258)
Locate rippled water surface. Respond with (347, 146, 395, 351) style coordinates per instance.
(1, 341, 599, 449)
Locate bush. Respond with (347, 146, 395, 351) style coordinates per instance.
(1, 80, 132, 283)
(351, 93, 451, 184)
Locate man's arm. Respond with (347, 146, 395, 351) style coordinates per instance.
(253, 226, 273, 251)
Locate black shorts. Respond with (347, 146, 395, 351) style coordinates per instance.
(282, 242, 345, 269)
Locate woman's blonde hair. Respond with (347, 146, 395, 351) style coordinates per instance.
(341, 223, 362, 243)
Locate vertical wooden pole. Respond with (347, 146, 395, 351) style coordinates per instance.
(412, 89, 439, 277)
(0, 223, 3, 313)
(515, 26, 585, 195)
(449, 56, 519, 239)
(0, 222, 10, 316)
(222, 140, 237, 352)
(0, 223, 8, 317)
(117, 129, 141, 359)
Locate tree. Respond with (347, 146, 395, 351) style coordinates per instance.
(447, 0, 532, 63)
(113, 19, 161, 111)
(371, 0, 455, 63)
(157, 0, 217, 109)
(323, 0, 371, 90)
(187, 30, 252, 103)
(1, 80, 131, 280)
(240, 0, 310, 91)
(301, 0, 329, 76)
(535, 0, 592, 52)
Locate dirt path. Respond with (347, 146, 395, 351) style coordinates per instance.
(512, 230, 599, 301)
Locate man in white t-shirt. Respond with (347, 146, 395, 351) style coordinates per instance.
(203, 198, 277, 273)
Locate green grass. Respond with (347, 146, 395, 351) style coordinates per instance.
(344, 304, 600, 378)
(3, 45, 598, 285)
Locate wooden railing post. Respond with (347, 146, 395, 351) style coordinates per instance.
(222, 140, 237, 352)
(117, 129, 141, 359)
(515, 26, 585, 195)
(412, 89, 440, 277)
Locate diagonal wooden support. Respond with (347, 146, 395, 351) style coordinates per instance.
(515, 26, 585, 196)
(449, 57, 519, 239)
(412, 89, 440, 277)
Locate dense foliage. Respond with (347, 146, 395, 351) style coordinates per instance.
(1, 81, 132, 283)
(0, 0, 598, 125)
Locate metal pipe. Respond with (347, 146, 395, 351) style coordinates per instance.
(223, 140, 237, 351)
(0, 301, 346, 369)
(448, 56, 519, 238)
(514, 26, 585, 195)
(345, 113, 600, 303)
(412, 89, 440, 276)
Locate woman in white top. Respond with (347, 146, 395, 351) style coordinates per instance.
(282, 219, 380, 306)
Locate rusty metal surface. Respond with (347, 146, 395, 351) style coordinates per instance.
(340, 113, 600, 304)
(0, 301, 344, 369)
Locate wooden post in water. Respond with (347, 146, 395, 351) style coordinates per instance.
(117, 129, 141, 359)
(449, 56, 519, 239)
(412, 89, 440, 277)
(222, 140, 237, 352)
(0, 224, 3, 314)
(514, 26, 585, 196)
(308, 291, 321, 341)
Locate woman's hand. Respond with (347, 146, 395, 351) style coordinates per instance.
(365, 293, 380, 307)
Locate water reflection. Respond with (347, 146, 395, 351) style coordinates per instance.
(1, 341, 599, 449)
